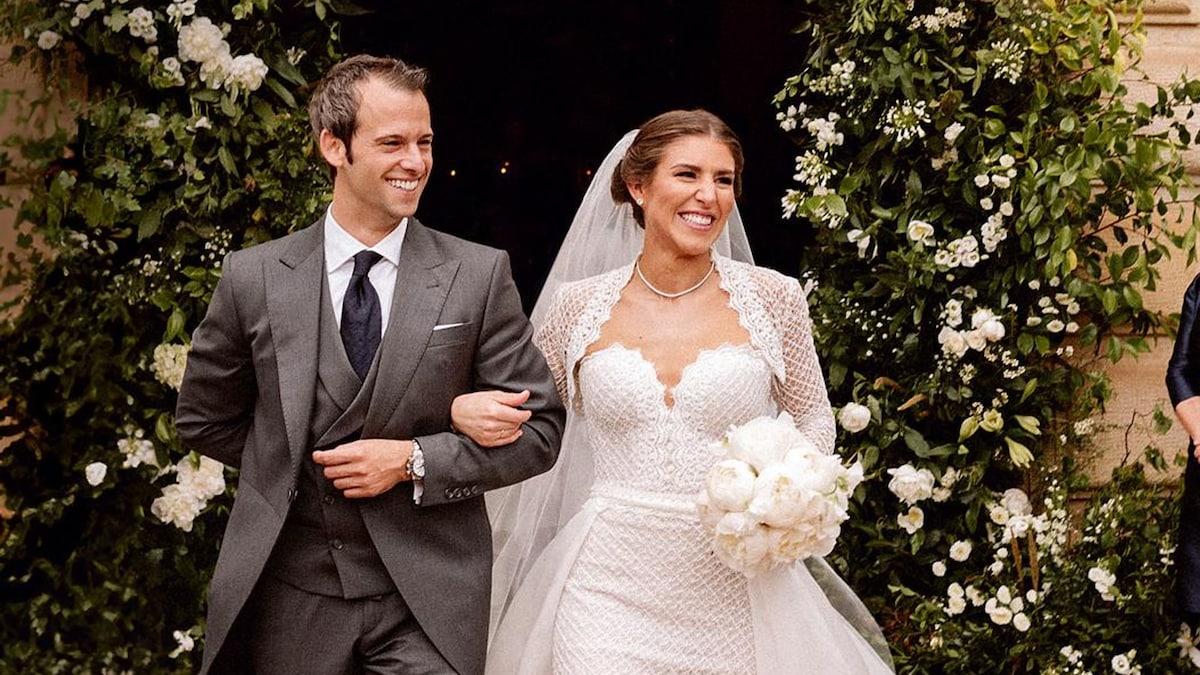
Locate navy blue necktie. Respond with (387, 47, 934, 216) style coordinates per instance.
(341, 250, 384, 380)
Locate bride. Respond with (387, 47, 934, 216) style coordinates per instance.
(450, 110, 894, 674)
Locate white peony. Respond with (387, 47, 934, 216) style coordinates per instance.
(887, 464, 935, 505)
(837, 402, 871, 433)
(84, 462, 108, 486)
(178, 17, 228, 64)
(712, 513, 771, 576)
(724, 412, 807, 471)
(746, 462, 813, 528)
(227, 53, 269, 92)
(706, 459, 757, 512)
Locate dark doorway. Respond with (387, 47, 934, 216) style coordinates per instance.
(343, 1, 808, 307)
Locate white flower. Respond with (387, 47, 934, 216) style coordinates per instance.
(127, 7, 158, 43)
(170, 629, 196, 658)
(1002, 488, 1032, 516)
(724, 412, 810, 471)
(897, 505, 925, 534)
(227, 53, 269, 92)
(151, 343, 190, 390)
(837, 402, 871, 433)
(932, 561, 947, 577)
(178, 17, 228, 64)
(1088, 566, 1118, 601)
(118, 433, 159, 469)
(712, 512, 771, 576)
(706, 459, 757, 512)
(979, 409, 1004, 432)
(37, 30, 62, 50)
(989, 503, 1010, 525)
(907, 219, 935, 244)
(938, 326, 968, 358)
(984, 597, 1013, 625)
(949, 540, 973, 561)
(85, 462, 108, 486)
(887, 464, 935, 505)
(973, 174, 990, 188)
(1012, 612, 1031, 632)
(945, 595, 967, 615)
(992, 174, 1011, 189)
(747, 463, 814, 528)
(979, 318, 1005, 342)
(847, 228, 872, 258)
(980, 197, 994, 210)
(999, 154, 1015, 169)
(1178, 623, 1200, 667)
(944, 122, 965, 142)
(999, 201, 1014, 216)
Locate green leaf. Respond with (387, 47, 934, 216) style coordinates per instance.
(904, 426, 930, 455)
(959, 416, 979, 441)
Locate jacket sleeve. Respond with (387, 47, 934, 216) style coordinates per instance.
(175, 252, 257, 468)
(1167, 273, 1200, 407)
(416, 250, 566, 506)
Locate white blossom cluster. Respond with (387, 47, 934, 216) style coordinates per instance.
(908, 5, 969, 33)
(178, 16, 269, 92)
(150, 342, 189, 390)
(1086, 565, 1118, 601)
(807, 59, 858, 97)
(150, 455, 226, 532)
(776, 103, 807, 132)
(937, 305, 1006, 359)
(886, 464, 958, 535)
(126, 7, 157, 43)
(1056, 645, 1093, 675)
(117, 426, 160, 469)
(1110, 650, 1142, 675)
(806, 113, 844, 153)
(882, 100, 931, 143)
(814, 297, 902, 361)
(1026, 287, 1081, 334)
(987, 37, 1025, 84)
(983, 584, 1032, 631)
(933, 233, 981, 269)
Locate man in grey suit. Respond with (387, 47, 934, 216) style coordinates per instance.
(175, 54, 565, 675)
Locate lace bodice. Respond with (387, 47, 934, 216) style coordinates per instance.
(534, 254, 836, 458)
(579, 343, 772, 495)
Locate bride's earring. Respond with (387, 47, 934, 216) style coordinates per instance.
(635, 197, 644, 207)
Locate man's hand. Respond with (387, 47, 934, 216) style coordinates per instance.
(313, 439, 412, 499)
(451, 389, 533, 448)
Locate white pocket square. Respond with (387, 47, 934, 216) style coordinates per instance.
(433, 322, 467, 331)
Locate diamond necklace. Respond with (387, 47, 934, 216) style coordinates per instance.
(635, 258, 716, 299)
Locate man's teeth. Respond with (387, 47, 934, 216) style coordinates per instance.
(681, 213, 713, 226)
(387, 179, 419, 190)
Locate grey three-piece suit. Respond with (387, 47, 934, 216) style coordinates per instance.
(176, 217, 565, 674)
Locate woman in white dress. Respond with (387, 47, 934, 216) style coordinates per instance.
(450, 110, 894, 674)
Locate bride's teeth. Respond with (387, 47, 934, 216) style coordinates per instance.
(681, 213, 713, 226)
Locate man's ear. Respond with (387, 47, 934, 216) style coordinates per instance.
(318, 129, 348, 168)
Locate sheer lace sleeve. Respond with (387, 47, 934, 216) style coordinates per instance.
(771, 277, 837, 454)
(533, 288, 573, 411)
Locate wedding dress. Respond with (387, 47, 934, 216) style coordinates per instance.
(486, 255, 894, 674)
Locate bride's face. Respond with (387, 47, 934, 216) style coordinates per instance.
(630, 135, 736, 258)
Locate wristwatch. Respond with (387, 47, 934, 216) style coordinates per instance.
(406, 439, 426, 481)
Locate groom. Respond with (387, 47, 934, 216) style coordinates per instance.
(175, 54, 564, 675)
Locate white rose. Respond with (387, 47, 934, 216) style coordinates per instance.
(897, 505, 925, 534)
(991, 175, 1011, 189)
(887, 464, 935, 505)
(949, 540, 973, 562)
(84, 461, 108, 486)
(37, 30, 62, 50)
(989, 503, 1010, 525)
(1002, 487, 1032, 515)
(724, 413, 805, 471)
(1111, 654, 1132, 674)
(837, 402, 871, 433)
(964, 329, 987, 351)
(979, 319, 1005, 342)
(907, 219, 935, 244)
(932, 561, 946, 577)
(973, 174, 990, 188)
(151, 484, 203, 531)
(706, 459, 757, 512)
(1012, 612, 1031, 632)
(945, 595, 967, 615)
(985, 598, 1013, 625)
(938, 326, 968, 358)
(227, 53, 269, 92)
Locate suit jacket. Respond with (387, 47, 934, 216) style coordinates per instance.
(175, 217, 565, 675)
(1168, 272, 1200, 408)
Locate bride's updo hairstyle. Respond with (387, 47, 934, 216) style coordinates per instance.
(610, 109, 744, 228)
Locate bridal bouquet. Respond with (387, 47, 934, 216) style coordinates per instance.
(696, 412, 863, 577)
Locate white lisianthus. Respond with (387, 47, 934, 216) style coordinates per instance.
(897, 506, 925, 534)
(887, 464, 935, 505)
(949, 540, 973, 561)
(706, 459, 757, 512)
(37, 30, 62, 49)
(837, 402, 871, 433)
(907, 219, 935, 244)
(85, 462, 108, 486)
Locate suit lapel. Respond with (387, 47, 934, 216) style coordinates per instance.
(265, 221, 324, 466)
(363, 219, 459, 436)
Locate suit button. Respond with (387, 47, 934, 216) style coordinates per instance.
(287, 488, 298, 502)
(330, 539, 344, 550)
(322, 494, 335, 505)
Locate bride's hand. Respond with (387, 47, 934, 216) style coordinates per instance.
(451, 389, 533, 447)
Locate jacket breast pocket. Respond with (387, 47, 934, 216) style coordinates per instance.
(427, 321, 473, 348)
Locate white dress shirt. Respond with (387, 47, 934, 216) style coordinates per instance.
(324, 208, 408, 336)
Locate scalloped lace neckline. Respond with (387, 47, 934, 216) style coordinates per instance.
(582, 342, 756, 410)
